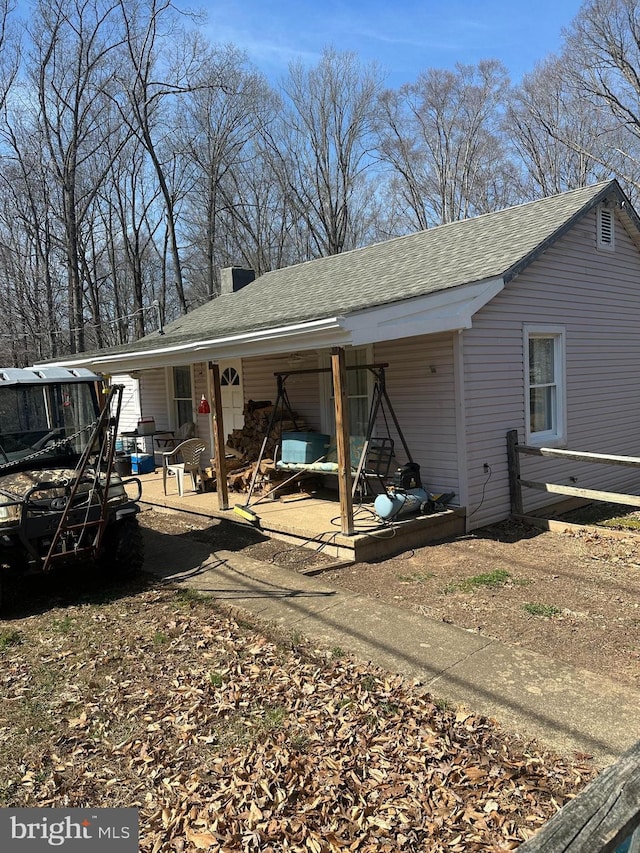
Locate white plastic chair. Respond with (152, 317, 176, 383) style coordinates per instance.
(162, 438, 207, 496)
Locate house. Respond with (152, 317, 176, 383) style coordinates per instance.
(45, 179, 640, 537)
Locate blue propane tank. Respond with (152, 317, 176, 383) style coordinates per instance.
(374, 487, 432, 521)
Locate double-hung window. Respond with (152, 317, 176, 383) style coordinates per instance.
(172, 366, 193, 427)
(322, 347, 372, 438)
(524, 326, 566, 446)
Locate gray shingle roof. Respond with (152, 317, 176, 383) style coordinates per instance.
(109, 180, 621, 356)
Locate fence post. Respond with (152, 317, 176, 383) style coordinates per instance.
(517, 738, 640, 852)
(507, 429, 523, 516)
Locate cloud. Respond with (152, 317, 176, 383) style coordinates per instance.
(204, 3, 323, 73)
(201, 0, 583, 86)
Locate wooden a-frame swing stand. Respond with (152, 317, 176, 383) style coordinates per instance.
(207, 348, 410, 535)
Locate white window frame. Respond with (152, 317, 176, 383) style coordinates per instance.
(320, 346, 374, 438)
(524, 325, 566, 447)
(170, 364, 194, 429)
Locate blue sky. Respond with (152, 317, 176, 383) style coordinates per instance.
(204, 0, 585, 87)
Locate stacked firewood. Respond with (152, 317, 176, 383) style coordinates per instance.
(226, 457, 272, 493)
(224, 400, 308, 494)
(226, 399, 307, 462)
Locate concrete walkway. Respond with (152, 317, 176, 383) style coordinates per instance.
(144, 528, 639, 769)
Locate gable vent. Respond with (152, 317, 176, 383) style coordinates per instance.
(597, 203, 615, 251)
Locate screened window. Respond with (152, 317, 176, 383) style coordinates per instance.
(173, 366, 193, 426)
(525, 327, 565, 445)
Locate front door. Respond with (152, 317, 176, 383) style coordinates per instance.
(220, 359, 244, 444)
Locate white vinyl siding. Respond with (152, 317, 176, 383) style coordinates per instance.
(374, 334, 459, 499)
(463, 206, 640, 529)
(139, 368, 170, 432)
(242, 352, 323, 430)
(112, 373, 140, 432)
(132, 367, 171, 456)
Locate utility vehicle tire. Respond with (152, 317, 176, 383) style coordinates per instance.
(0, 571, 15, 617)
(0, 566, 18, 615)
(99, 517, 144, 578)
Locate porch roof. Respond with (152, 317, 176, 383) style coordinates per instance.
(48, 180, 633, 371)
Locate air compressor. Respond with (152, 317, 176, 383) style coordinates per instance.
(374, 487, 434, 520)
(374, 462, 454, 521)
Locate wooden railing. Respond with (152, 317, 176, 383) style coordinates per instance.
(506, 429, 640, 518)
(506, 433, 640, 850)
(518, 739, 640, 852)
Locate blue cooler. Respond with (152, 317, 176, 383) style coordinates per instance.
(131, 453, 155, 474)
(281, 432, 330, 464)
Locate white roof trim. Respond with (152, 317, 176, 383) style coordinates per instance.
(43, 277, 504, 372)
(341, 277, 504, 345)
(42, 317, 344, 372)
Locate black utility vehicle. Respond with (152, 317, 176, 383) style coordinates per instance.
(0, 367, 143, 609)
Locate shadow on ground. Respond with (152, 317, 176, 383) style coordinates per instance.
(471, 519, 545, 543)
(0, 515, 240, 618)
(1, 567, 158, 621)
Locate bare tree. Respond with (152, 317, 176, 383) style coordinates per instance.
(507, 56, 615, 198)
(561, 0, 640, 200)
(113, 0, 213, 314)
(29, 0, 124, 353)
(16, 0, 640, 366)
(262, 48, 384, 257)
(96, 130, 164, 341)
(375, 60, 517, 229)
(215, 134, 305, 275)
(179, 45, 273, 299)
(0, 106, 64, 361)
(0, 0, 20, 112)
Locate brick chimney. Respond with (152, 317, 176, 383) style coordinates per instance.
(220, 267, 256, 295)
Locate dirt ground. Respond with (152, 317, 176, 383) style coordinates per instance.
(0, 567, 593, 851)
(139, 507, 640, 690)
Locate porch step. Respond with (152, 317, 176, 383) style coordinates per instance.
(256, 506, 466, 561)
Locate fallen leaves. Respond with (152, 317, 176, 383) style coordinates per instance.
(0, 586, 594, 852)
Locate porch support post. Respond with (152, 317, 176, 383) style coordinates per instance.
(209, 361, 229, 510)
(331, 347, 354, 535)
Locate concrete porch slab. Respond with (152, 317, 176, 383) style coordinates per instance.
(127, 469, 465, 560)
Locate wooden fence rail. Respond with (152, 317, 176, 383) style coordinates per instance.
(506, 430, 640, 518)
(506, 430, 640, 850)
(518, 739, 640, 852)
